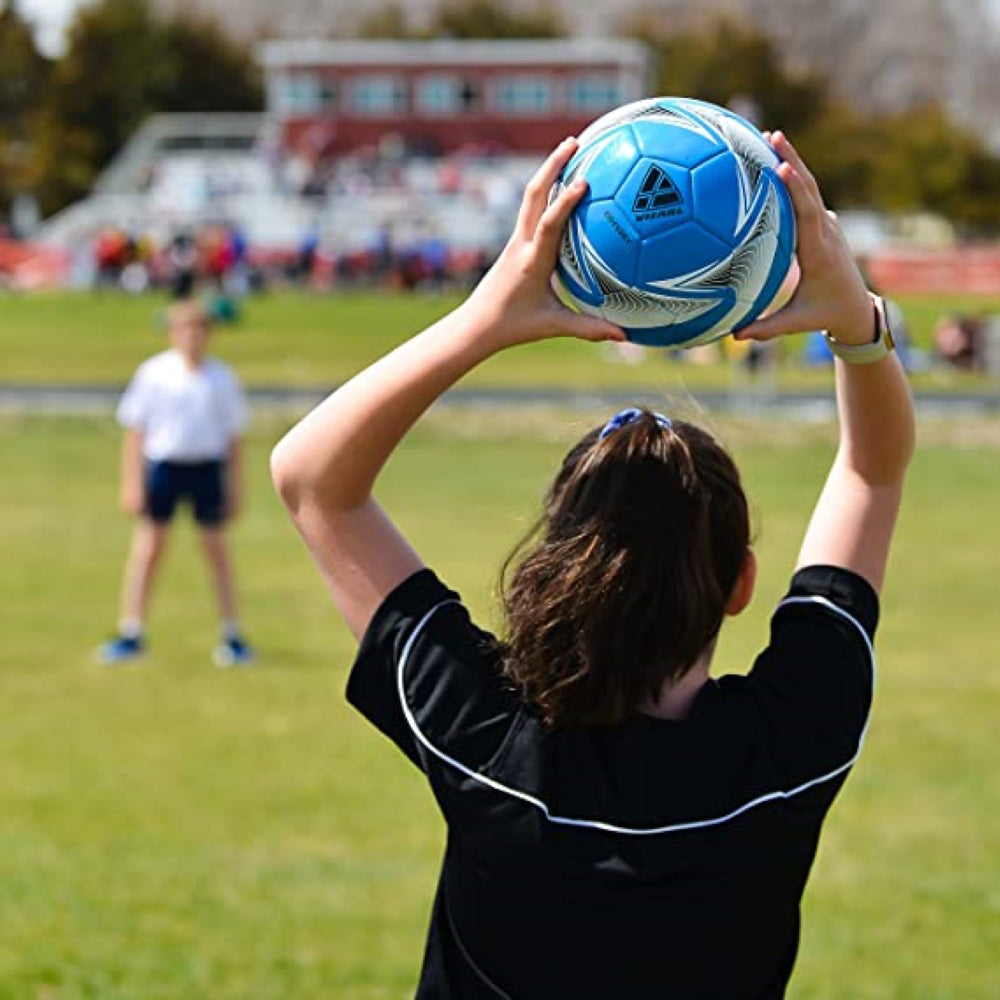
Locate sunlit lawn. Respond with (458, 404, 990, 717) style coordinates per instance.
(2, 290, 999, 396)
(0, 411, 997, 998)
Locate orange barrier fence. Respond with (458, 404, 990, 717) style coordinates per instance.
(4, 238, 1000, 297)
(868, 248, 1000, 296)
(0, 240, 69, 289)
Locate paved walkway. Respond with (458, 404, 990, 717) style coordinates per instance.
(1, 383, 999, 419)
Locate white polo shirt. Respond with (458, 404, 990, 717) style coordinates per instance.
(117, 349, 249, 462)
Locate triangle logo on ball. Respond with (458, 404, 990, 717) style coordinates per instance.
(633, 165, 682, 215)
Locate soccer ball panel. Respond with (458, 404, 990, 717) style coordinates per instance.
(636, 223, 734, 288)
(681, 99, 779, 170)
(630, 106, 726, 168)
(732, 232, 796, 333)
(562, 127, 642, 202)
(690, 153, 743, 248)
(575, 198, 641, 286)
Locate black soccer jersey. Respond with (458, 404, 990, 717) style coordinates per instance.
(347, 565, 878, 1000)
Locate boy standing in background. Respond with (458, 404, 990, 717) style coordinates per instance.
(98, 300, 254, 667)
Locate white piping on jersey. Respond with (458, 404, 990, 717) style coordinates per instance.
(396, 594, 875, 837)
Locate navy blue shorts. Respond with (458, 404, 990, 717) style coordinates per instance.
(145, 460, 226, 526)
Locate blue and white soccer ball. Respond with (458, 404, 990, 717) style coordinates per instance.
(552, 97, 796, 348)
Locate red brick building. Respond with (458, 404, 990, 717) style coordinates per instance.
(258, 39, 653, 157)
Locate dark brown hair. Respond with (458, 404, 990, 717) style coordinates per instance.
(500, 411, 749, 728)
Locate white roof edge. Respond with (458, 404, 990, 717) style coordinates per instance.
(256, 38, 652, 69)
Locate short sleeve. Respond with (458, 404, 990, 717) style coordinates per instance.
(745, 564, 878, 787)
(218, 367, 249, 437)
(346, 570, 520, 783)
(116, 368, 150, 430)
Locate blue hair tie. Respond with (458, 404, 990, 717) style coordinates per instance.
(598, 407, 672, 440)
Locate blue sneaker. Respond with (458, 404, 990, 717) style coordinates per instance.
(97, 634, 145, 665)
(213, 635, 255, 668)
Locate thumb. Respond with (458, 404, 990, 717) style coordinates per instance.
(558, 309, 626, 343)
(735, 299, 814, 342)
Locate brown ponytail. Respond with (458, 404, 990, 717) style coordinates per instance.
(499, 411, 749, 728)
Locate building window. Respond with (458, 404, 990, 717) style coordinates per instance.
(416, 75, 460, 115)
(275, 73, 337, 114)
(352, 75, 408, 115)
(492, 76, 554, 115)
(414, 75, 481, 116)
(568, 75, 621, 112)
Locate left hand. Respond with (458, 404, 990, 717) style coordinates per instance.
(462, 137, 625, 349)
(734, 131, 872, 346)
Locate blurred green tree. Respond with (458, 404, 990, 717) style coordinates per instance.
(629, 15, 828, 135)
(432, 0, 564, 39)
(0, 5, 51, 225)
(625, 13, 1000, 233)
(868, 105, 1000, 231)
(157, 15, 263, 113)
(358, 2, 419, 39)
(32, 0, 171, 214)
(31, 0, 260, 216)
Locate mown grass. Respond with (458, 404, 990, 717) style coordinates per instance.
(0, 410, 997, 999)
(1, 290, 999, 394)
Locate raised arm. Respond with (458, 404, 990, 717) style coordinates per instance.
(270, 139, 623, 639)
(737, 133, 915, 593)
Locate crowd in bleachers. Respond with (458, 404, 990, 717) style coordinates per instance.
(71, 136, 535, 298)
(11, 132, 1000, 378)
(85, 216, 494, 300)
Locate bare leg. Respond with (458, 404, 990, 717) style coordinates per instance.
(119, 519, 170, 625)
(198, 526, 238, 624)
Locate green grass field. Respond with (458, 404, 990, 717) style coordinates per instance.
(1, 405, 998, 999)
(2, 289, 999, 997)
(2, 290, 1000, 393)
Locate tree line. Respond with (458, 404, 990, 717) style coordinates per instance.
(0, 0, 262, 222)
(3, 0, 1000, 233)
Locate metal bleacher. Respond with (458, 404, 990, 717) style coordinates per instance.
(37, 111, 535, 260)
(38, 113, 313, 250)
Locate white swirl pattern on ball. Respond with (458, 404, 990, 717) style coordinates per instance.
(575, 98, 661, 147)
(628, 103, 719, 143)
(558, 215, 590, 292)
(582, 236, 720, 327)
(695, 108, 778, 236)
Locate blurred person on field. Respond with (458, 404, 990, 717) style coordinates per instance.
(168, 231, 198, 300)
(94, 228, 127, 290)
(934, 313, 986, 371)
(96, 300, 254, 668)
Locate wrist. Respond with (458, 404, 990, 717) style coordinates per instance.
(451, 298, 519, 357)
(826, 290, 879, 346)
(824, 293, 896, 365)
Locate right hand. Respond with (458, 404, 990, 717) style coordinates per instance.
(735, 132, 874, 346)
(460, 137, 626, 350)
